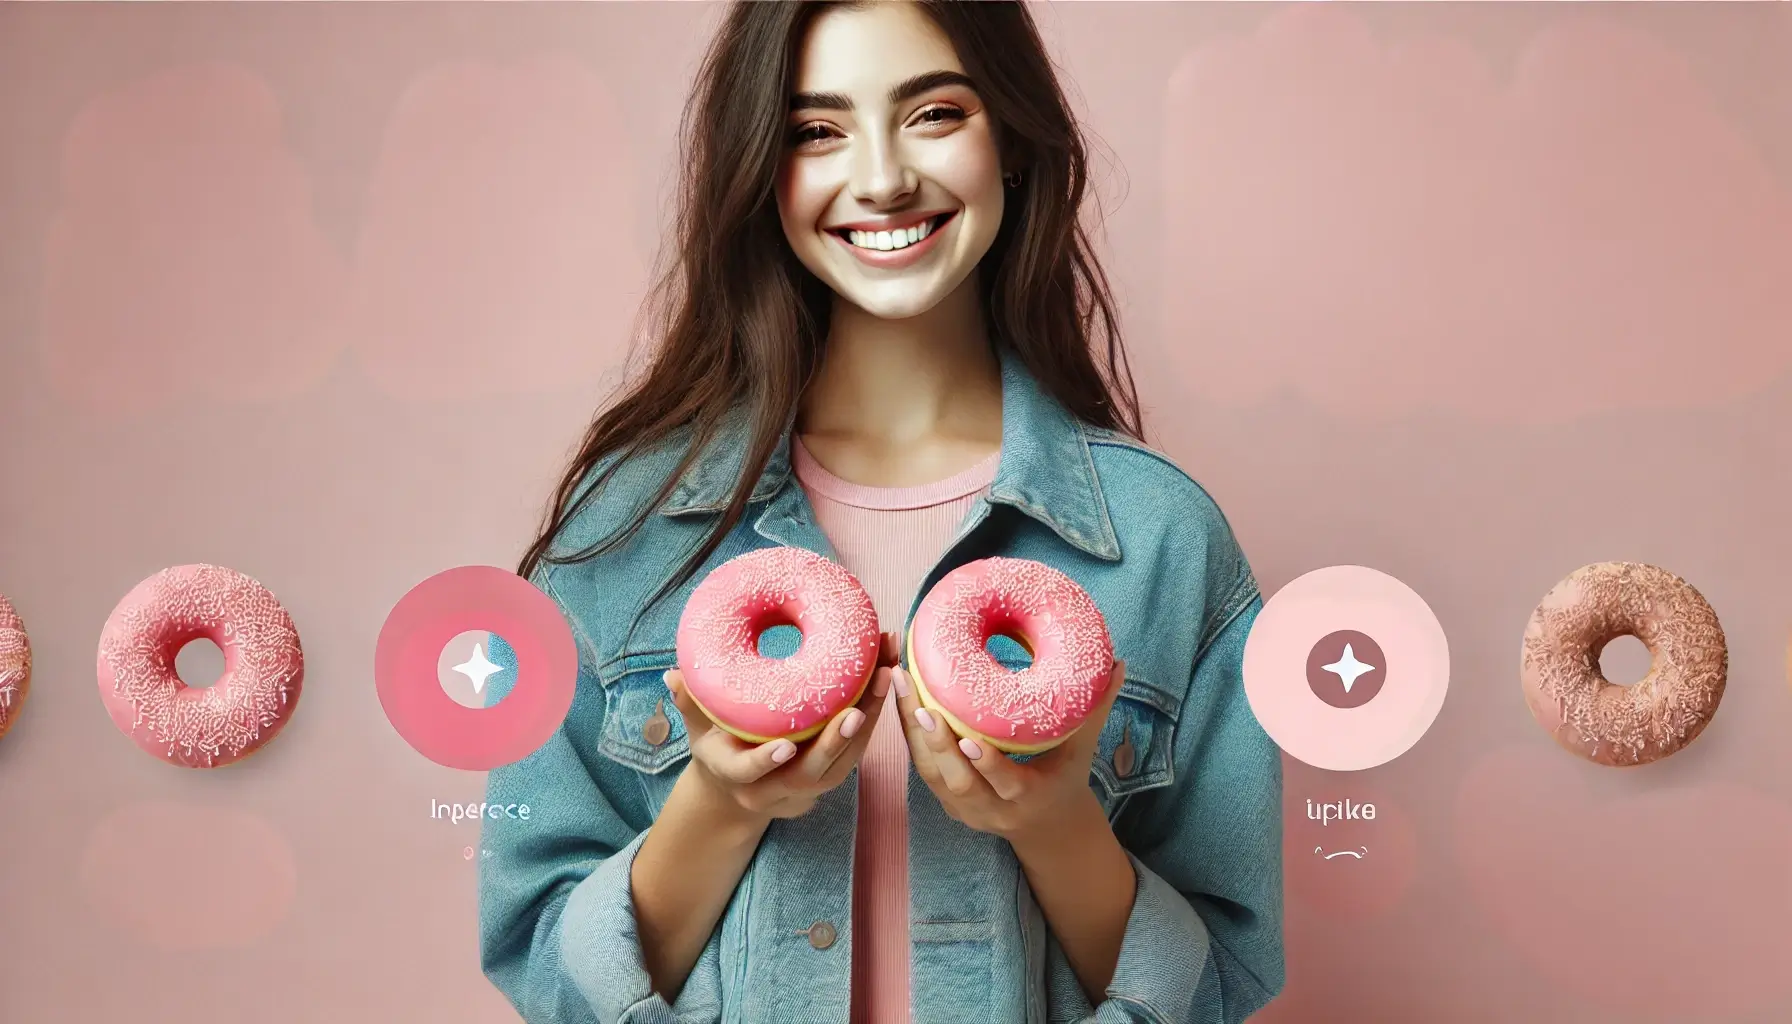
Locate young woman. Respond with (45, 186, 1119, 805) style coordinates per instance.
(478, 3, 1284, 1022)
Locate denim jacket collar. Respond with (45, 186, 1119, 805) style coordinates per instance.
(659, 348, 1121, 561)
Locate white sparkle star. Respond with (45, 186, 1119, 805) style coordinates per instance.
(1322, 644, 1375, 693)
(453, 643, 503, 695)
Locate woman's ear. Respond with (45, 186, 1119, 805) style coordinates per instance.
(995, 128, 1028, 181)
(999, 138, 1035, 190)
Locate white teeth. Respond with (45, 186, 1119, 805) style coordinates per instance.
(846, 217, 937, 251)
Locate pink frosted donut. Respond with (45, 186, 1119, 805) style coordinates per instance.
(1521, 561, 1726, 767)
(676, 547, 880, 744)
(98, 564, 304, 768)
(908, 557, 1114, 754)
(0, 593, 31, 741)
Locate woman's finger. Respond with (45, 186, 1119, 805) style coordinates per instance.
(909, 700, 988, 799)
(814, 668, 896, 789)
(960, 735, 1030, 802)
(877, 630, 901, 669)
(891, 666, 936, 769)
(663, 670, 712, 740)
(669, 671, 797, 784)
(793, 667, 890, 784)
(701, 732, 799, 786)
(789, 711, 854, 784)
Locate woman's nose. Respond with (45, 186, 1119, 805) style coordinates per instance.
(850, 136, 917, 208)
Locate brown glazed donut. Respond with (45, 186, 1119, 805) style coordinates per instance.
(1520, 562, 1726, 767)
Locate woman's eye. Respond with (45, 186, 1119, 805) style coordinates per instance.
(790, 124, 837, 146)
(914, 106, 966, 126)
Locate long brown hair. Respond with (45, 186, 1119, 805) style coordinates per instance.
(518, 0, 1141, 585)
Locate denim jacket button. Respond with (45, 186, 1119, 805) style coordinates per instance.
(1112, 720, 1136, 778)
(642, 699, 671, 747)
(806, 920, 837, 950)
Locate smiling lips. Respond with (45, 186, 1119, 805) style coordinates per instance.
(829, 212, 954, 269)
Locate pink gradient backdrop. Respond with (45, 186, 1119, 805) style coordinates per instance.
(2, 3, 1790, 1021)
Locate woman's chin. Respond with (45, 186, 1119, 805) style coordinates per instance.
(833, 280, 960, 322)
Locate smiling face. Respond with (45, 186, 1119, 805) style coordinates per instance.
(775, 2, 1007, 321)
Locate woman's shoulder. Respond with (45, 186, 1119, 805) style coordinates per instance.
(1077, 423, 1259, 621)
(544, 434, 693, 556)
(1081, 426, 1219, 500)
(1080, 426, 1248, 550)
(528, 425, 711, 654)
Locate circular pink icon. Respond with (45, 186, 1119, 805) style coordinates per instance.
(1243, 565, 1449, 771)
(374, 565, 576, 770)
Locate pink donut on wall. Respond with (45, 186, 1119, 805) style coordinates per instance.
(97, 564, 304, 768)
(0, 593, 31, 741)
(907, 557, 1114, 754)
(676, 547, 880, 744)
(1521, 561, 1726, 767)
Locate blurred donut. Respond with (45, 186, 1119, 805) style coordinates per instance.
(0, 593, 30, 740)
(1521, 562, 1725, 766)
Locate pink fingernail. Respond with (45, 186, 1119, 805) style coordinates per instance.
(958, 738, 982, 760)
(770, 740, 797, 763)
(840, 709, 865, 739)
(915, 708, 937, 733)
(893, 668, 912, 698)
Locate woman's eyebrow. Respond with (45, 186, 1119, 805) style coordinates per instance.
(789, 70, 976, 112)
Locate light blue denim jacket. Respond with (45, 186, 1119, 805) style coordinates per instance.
(478, 352, 1285, 1024)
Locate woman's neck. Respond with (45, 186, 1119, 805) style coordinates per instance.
(796, 278, 1003, 486)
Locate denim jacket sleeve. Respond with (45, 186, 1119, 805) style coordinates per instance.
(478, 627, 726, 1024)
(1044, 577, 1286, 1023)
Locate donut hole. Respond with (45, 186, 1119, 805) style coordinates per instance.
(1598, 634, 1653, 686)
(173, 638, 225, 688)
(985, 631, 1035, 668)
(747, 600, 806, 659)
(755, 622, 803, 659)
(437, 629, 511, 709)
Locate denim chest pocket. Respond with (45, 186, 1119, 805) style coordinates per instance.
(596, 657, 691, 782)
(1088, 686, 1176, 807)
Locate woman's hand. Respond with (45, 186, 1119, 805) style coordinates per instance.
(663, 630, 900, 824)
(896, 658, 1138, 1000)
(894, 659, 1127, 846)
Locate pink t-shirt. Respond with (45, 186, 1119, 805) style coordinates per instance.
(791, 436, 1000, 1024)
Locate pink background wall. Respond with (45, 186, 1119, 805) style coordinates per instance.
(3, 3, 1791, 1021)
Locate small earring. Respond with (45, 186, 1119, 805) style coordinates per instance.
(1003, 170, 1023, 188)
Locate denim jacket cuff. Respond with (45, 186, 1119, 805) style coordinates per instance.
(1113, 851, 1214, 1019)
(559, 829, 724, 1024)
(1048, 852, 1213, 1023)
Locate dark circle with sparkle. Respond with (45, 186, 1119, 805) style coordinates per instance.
(1305, 629, 1387, 709)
